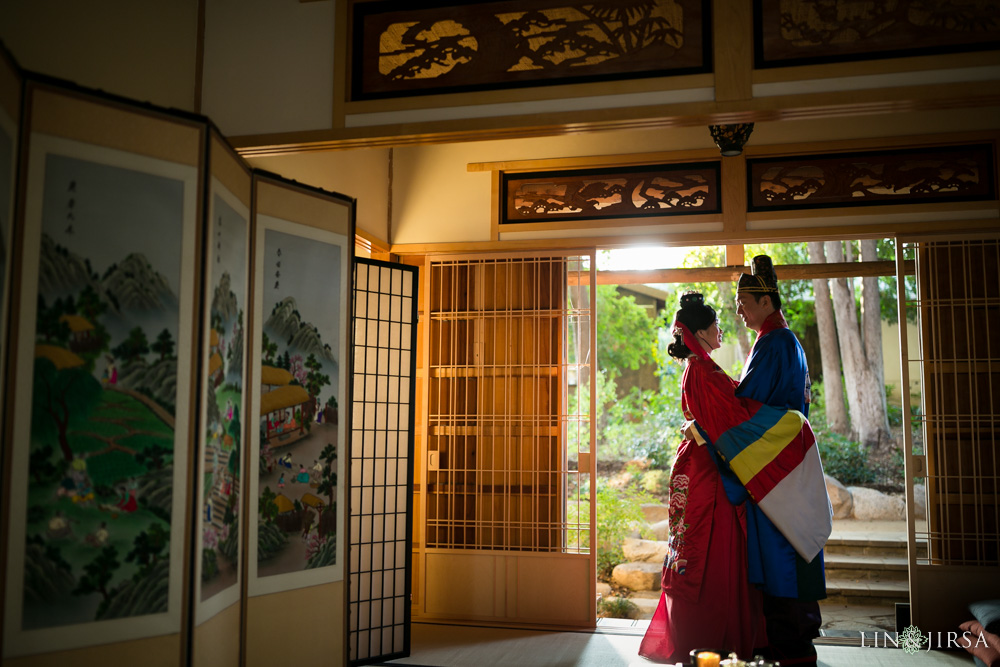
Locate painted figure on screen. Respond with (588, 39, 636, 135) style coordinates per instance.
(199, 195, 248, 603)
(256, 229, 340, 576)
(23, 154, 184, 628)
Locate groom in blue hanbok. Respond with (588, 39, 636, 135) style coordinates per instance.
(733, 255, 829, 667)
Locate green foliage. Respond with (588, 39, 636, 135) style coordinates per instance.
(596, 284, 664, 378)
(151, 328, 175, 361)
(73, 545, 120, 599)
(743, 243, 814, 337)
(306, 535, 337, 569)
(218, 519, 239, 562)
(596, 372, 683, 468)
(74, 419, 129, 438)
(36, 295, 72, 344)
(810, 380, 874, 485)
(640, 469, 671, 496)
(595, 482, 655, 580)
(318, 443, 339, 509)
(132, 442, 172, 470)
(85, 450, 146, 488)
(32, 358, 103, 461)
(113, 326, 150, 362)
(597, 596, 640, 619)
(885, 384, 920, 428)
(257, 521, 287, 561)
(672, 246, 749, 348)
(201, 548, 218, 581)
(305, 353, 330, 398)
(816, 432, 875, 486)
(580, 285, 686, 465)
(259, 486, 279, 523)
(29, 446, 61, 484)
(261, 332, 278, 364)
(125, 522, 169, 576)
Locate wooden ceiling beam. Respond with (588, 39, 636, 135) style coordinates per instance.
(583, 260, 913, 286)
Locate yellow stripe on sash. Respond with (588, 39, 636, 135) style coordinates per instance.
(728, 410, 806, 483)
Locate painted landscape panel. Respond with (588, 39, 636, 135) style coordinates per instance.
(0, 108, 13, 320)
(196, 187, 248, 616)
(0, 105, 15, 413)
(4, 136, 195, 655)
(250, 218, 346, 593)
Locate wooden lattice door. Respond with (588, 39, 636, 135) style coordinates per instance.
(897, 235, 1000, 634)
(416, 253, 596, 628)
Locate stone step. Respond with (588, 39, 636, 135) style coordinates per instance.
(824, 553, 908, 582)
(825, 535, 927, 560)
(824, 577, 909, 606)
(825, 535, 907, 557)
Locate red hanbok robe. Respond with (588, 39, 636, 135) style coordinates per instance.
(639, 354, 765, 663)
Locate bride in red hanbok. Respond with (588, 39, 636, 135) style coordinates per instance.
(639, 292, 765, 663)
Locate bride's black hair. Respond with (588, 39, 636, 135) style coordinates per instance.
(666, 292, 717, 360)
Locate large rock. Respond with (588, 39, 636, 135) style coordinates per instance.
(913, 483, 926, 520)
(640, 503, 670, 525)
(623, 537, 668, 564)
(825, 474, 854, 520)
(611, 562, 661, 592)
(848, 486, 905, 520)
(649, 519, 671, 542)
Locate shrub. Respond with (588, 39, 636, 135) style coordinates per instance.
(595, 482, 655, 580)
(597, 596, 640, 619)
(816, 432, 875, 485)
(640, 469, 671, 496)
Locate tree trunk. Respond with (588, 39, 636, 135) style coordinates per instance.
(826, 241, 893, 453)
(808, 242, 849, 435)
(860, 239, 893, 452)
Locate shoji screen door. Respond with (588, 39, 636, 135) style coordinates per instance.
(897, 235, 1000, 633)
(349, 258, 418, 665)
(417, 253, 596, 628)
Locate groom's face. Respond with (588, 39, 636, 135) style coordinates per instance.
(736, 292, 770, 332)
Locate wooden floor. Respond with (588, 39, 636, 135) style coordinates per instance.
(379, 622, 974, 667)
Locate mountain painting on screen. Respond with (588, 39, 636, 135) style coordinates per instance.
(22, 153, 184, 629)
(256, 228, 340, 578)
(198, 192, 248, 606)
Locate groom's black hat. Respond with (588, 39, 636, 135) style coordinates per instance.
(737, 254, 779, 295)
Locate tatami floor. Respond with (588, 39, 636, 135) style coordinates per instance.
(381, 622, 975, 667)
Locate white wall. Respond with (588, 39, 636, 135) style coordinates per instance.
(391, 106, 1000, 245)
(247, 148, 389, 240)
(0, 0, 200, 111)
(884, 319, 921, 403)
(201, 0, 335, 137)
(391, 125, 716, 245)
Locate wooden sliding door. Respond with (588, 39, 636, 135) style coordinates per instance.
(897, 235, 1000, 633)
(417, 253, 596, 628)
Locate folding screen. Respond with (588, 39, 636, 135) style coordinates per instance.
(244, 172, 355, 667)
(0, 44, 20, 499)
(1, 77, 205, 661)
(0, 54, 361, 667)
(349, 258, 417, 665)
(190, 129, 253, 667)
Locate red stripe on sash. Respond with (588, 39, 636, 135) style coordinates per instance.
(744, 428, 816, 502)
